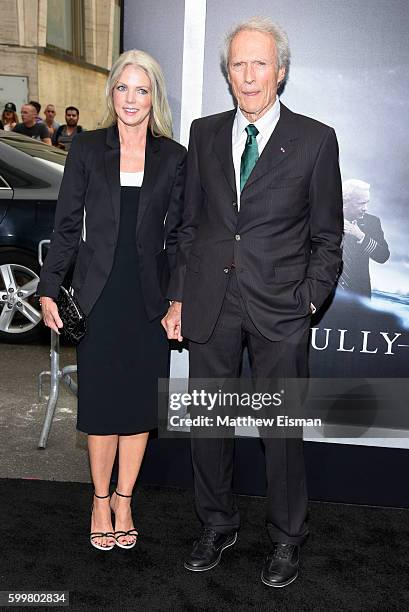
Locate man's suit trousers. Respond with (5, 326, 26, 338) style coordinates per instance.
(188, 270, 310, 544)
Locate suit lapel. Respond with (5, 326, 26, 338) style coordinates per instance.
(104, 125, 161, 237)
(242, 104, 299, 192)
(213, 111, 236, 196)
(137, 132, 161, 234)
(104, 124, 121, 236)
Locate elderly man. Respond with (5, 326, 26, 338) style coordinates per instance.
(338, 179, 389, 297)
(13, 104, 51, 144)
(163, 17, 343, 587)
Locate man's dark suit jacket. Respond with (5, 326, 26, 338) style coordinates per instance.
(338, 212, 390, 297)
(37, 124, 186, 320)
(168, 103, 343, 342)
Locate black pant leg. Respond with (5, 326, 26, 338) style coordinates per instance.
(188, 274, 244, 533)
(246, 323, 310, 544)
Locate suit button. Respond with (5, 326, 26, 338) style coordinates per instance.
(223, 268, 229, 274)
(235, 234, 241, 241)
(232, 201, 237, 207)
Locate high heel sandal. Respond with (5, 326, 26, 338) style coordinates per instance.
(90, 493, 115, 551)
(111, 490, 139, 549)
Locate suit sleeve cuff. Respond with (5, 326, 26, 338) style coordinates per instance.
(35, 280, 60, 300)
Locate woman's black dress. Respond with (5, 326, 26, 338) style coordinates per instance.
(76, 186, 169, 434)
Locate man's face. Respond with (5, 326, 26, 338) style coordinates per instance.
(228, 30, 285, 122)
(66, 110, 79, 126)
(45, 106, 56, 121)
(21, 105, 36, 125)
(345, 198, 369, 221)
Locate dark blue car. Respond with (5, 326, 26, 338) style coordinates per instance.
(0, 130, 66, 343)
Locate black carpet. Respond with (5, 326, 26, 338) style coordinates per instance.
(1, 479, 409, 611)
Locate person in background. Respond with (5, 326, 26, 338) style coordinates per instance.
(29, 100, 43, 123)
(43, 104, 60, 139)
(37, 49, 186, 551)
(52, 106, 83, 151)
(337, 179, 390, 298)
(1, 102, 18, 131)
(13, 104, 51, 144)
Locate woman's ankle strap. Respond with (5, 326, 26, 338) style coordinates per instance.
(115, 490, 132, 498)
(94, 492, 110, 499)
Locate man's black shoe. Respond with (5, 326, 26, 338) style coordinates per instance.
(261, 543, 299, 587)
(184, 528, 237, 571)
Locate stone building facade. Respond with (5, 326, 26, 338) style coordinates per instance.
(0, 0, 121, 129)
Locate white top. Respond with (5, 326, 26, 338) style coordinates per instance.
(120, 171, 144, 187)
(232, 97, 281, 209)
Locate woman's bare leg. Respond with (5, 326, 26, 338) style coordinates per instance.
(110, 432, 149, 545)
(88, 434, 118, 547)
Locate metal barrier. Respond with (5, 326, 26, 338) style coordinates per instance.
(37, 239, 77, 449)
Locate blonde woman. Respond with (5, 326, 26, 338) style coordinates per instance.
(37, 50, 186, 550)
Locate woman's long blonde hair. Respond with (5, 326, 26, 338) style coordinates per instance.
(103, 49, 173, 138)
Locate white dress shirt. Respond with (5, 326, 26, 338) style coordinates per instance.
(232, 96, 280, 209)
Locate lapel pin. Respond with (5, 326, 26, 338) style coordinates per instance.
(280, 146, 285, 153)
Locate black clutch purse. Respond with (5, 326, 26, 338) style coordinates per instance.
(56, 286, 87, 345)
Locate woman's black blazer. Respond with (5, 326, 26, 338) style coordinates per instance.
(37, 124, 186, 321)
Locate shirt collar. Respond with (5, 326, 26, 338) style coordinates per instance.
(233, 96, 280, 140)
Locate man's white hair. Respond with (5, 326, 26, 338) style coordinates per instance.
(342, 179, 370, 205)
(222, 16, 291, 86)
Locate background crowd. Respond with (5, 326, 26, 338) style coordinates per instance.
(0, 101, 83, 151)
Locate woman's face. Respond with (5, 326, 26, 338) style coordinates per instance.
(113, 64, 152, 129)
(4, 111, 14, 122)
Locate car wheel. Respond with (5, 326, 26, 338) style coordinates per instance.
(0, 250, 45, 344)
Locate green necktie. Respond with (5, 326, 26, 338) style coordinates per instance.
(240, 124, 259, 191)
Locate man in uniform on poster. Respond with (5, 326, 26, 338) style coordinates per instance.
(338, 179, 390, 298)
(163, 16, 343, 587)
